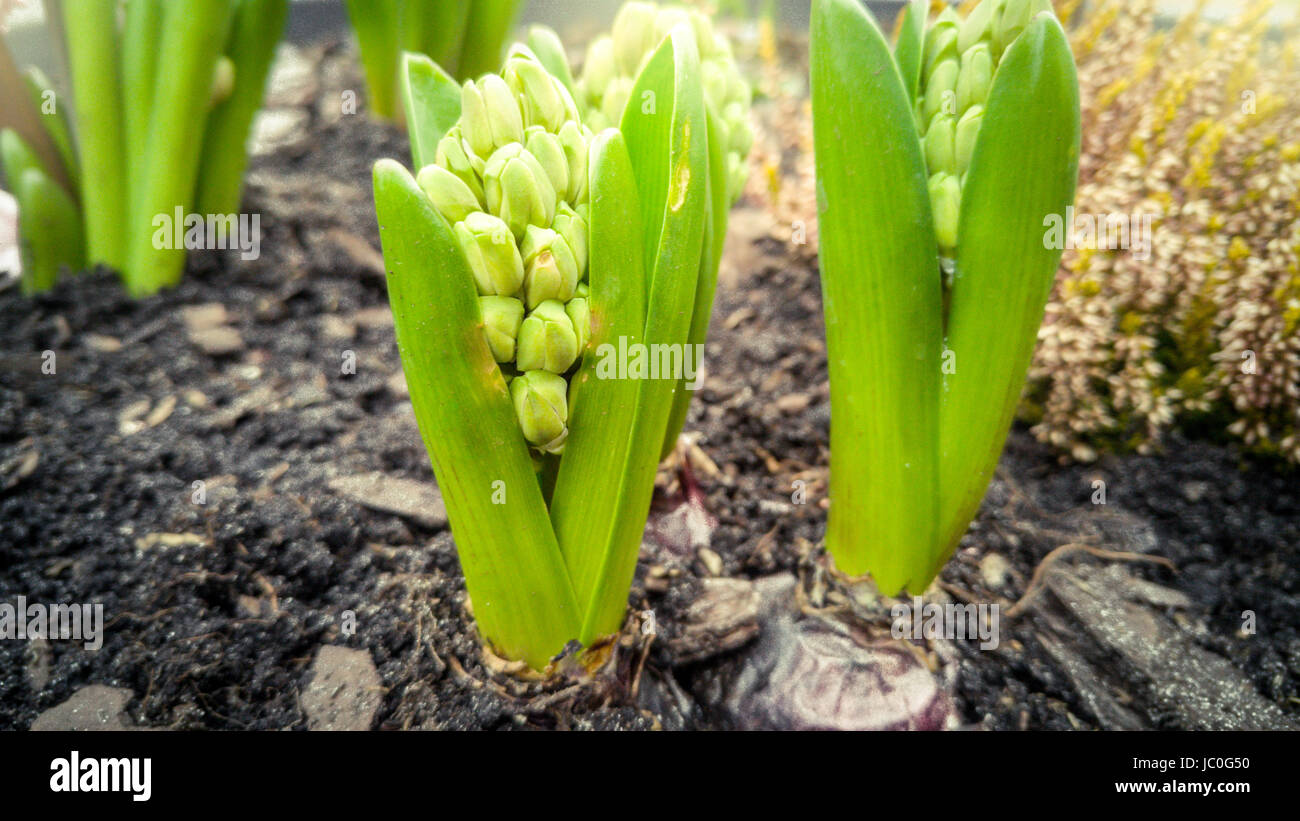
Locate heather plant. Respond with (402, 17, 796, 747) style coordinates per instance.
(1025, 0, 1300, 463)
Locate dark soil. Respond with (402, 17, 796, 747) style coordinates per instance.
(1, 44, 1295, 732)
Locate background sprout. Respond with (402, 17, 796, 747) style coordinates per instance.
(0, 0, 287, 296)
(344, 0, 529, 122)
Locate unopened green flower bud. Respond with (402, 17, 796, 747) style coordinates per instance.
(566, 297, 590, 355)
(601, 76, 634, 129)
(727, 106, 754, 160)
(924, 112, 957, 176)
(521, 225, 580, 308)
(511, 370, 569, 453)
(957, 43, 994, 114)
(524, 127, 570, 206)
(994, 0, 1051, 56)
(582, 37, 617, 101)
(517, 299, 579, 373)
(461, 75, 524, 158)
(928, 172, 962, 254)
(456, 211, 525, 296)
(704, 68, 731, 114)
(417, 164, 481, 224)
(729, 154, 747, 202)
(557, 120, 589, 204)
(552, 202, 589, 276)
(689, 14, 716, 59)
(959, 0, 1001, 54)
(612, 1, 658, 75)
(923, 57, 960, 122)
(955, 105, 984, 176)
(654, 7, 691, 42)
(584, 109, 610, 133)
(575, 281, 590, 299)
(483, 143, 557, 240)
(923, 18, 960, 82)
(505, 51, 568, 132)
(210, 56, 236, 106)
(435, 128, 486, 202)
(479, 296, 525, 363)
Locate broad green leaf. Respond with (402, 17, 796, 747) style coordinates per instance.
(936, 14, 1081, 576)
(196, 0, 290, 216)
(374, 159, 580, 668)
(893, 0, 928, 104)
(345, 0, 401, 118)
(811, 0, 941, 594)
(659, 103, 729, 459)
(400, 51, 461, 169)
(550, 131, 649, 645)
(557, 25, 710, 643)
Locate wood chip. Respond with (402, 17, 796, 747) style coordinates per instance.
(328, 228, 386, 278)
(327, 472, 448, 529)
(84, 334, 122, 353)
(134, 532, 210, 551)
(144, 394, 177, 428)
(188, 326, 244, 356)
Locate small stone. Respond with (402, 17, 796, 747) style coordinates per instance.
(31, 685, 137, 731)
(980, 552, 1011, 589)
(25, 638, 50, 691)
(251, 108, 310, 155)
(320, 315, 356, 341)
(352, 306, 395, 329)
(181, 303, 230, 332)
(698, 547, 724, 577)
(386, 370, 409, 398)
(85, 334, 122, 353)
(301, 646, 382, 731)
(188, 326, 244, 356)
(328, 472, 448, 529)
(775, 393, 811, 414)
(1181, 481, 1211, 503)
(237, 595, 269, 619)
(183, 389, 210, 409)
(264, 43, 319, 108)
